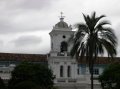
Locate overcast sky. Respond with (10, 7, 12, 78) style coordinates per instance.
(0, 0, 120, 56)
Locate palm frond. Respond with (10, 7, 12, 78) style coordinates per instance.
(76, 23, 89, 33)
(97, 27, 117, 46)
(96, 38, 104, 55)
(70, 42, 80, 58)
(82, 13, 88, 24)
(91, 12, 96, 20)
(100, 38, 117, 58)
(95, 20, 110, 29)
(96, 15, 106, 23)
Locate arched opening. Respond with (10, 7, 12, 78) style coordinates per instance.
(67, 66, 71, 77)
(60, 41, 68, 52)
(60, 65, 63, 77)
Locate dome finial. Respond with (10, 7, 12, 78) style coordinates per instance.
(60, 12, 65, 21)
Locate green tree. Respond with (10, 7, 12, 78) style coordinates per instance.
(14, 81, 37, 89)
(8, 62, 54, 89)
(0, 77, 6, 89)
(70, 12, 117, 89)
(99, 63, 120, 89)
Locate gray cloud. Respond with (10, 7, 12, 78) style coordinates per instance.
(0, 0, 55, 10)
(0, 40, 3, 46)
(0, 0, 120, 55)
(0, 0, 57, 34)
(18, 0, 53, 10)
(12, 35, 42, 47)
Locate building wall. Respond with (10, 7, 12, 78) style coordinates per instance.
(0, 61, 48, 81)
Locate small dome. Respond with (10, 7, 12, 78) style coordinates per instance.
(55, 21, 68, 28)
(55, 18, 68, 28)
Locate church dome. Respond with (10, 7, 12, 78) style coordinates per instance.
(55, 18, 68, 28)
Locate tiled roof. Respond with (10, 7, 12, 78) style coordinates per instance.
(77, 57, 120, 64)
(0, 53, 47, 62)
(0, 53, 120, 64)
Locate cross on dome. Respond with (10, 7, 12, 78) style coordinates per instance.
(60, 12, 65, 21)
(60, 12, 64, 18)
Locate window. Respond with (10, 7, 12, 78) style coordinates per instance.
(67, 66, 71, 77)
(63, 35, 66, 39)
(77, 68, 80, 75)
(0, 65, 5, 67)
(0, 71, 3, 73)
(81, 67, 86, 74)
(60, 41, 68, 52)
(93, 68, 99, 75)
(60, 66, 63, 77)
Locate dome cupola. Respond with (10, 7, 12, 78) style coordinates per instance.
(55, 12, 68, 28)
(55, 18, 68, 28)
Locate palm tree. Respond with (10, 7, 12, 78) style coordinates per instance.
(70, 12, 117, 89)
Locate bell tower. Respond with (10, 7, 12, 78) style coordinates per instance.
(49, 12, 73, 57)
(48, 13, 77, 84)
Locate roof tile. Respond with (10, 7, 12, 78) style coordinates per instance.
(0, 53, 47, 62)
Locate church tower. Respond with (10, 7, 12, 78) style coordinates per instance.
(48, 13, 77, 84)
(49, 12, 73, 56)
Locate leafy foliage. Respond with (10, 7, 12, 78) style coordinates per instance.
(0, 77, 6, 89)
(99, 63, 120, 89)
(14, 81, 37, 89)
(8, 62, 54, 89)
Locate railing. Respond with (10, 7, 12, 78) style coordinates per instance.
(57, 52, 70, 56)
(57, 52, 65, 56)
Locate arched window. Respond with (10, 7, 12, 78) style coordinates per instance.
(60, 41, 68, 52)
(60, 65, 63, 77)
(67, 66, 71, 77)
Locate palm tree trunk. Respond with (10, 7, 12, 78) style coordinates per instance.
(90, 60, 94, 89)
(91, 65, 94, 89)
